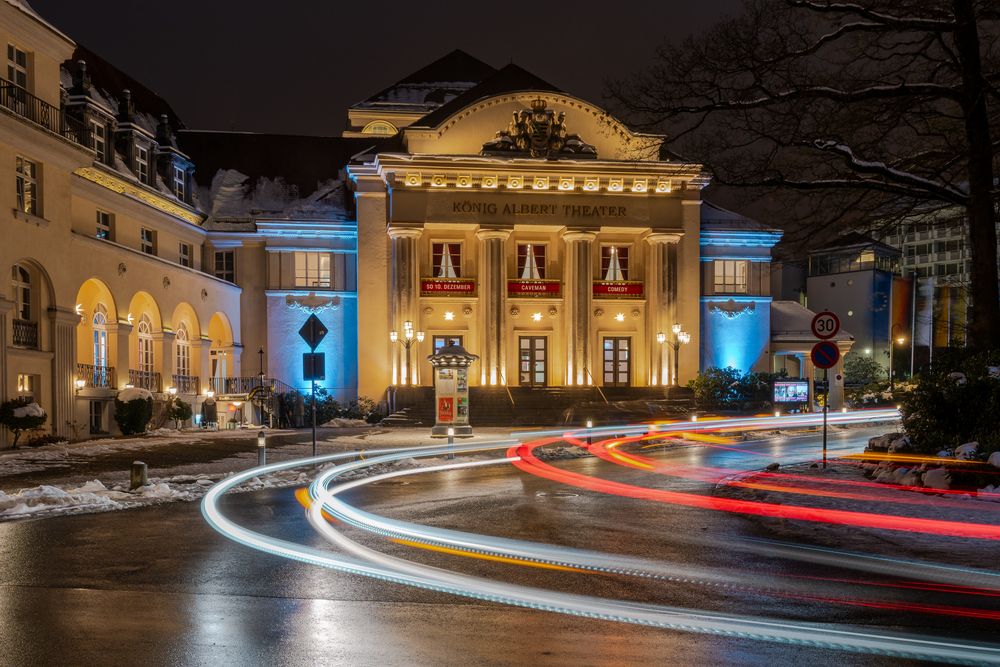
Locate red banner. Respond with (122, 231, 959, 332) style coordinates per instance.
(507, 279, 561, 297)
(437, 397, 454, 423)
(421, 278, 476, 296)
(593, 281, 644, 299)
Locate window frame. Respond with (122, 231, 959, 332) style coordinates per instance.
(96, 209, 113, 240)
(516, 242, 547, 280)
(137, 314, 154, 374)
(294, 251, 332, 288)
(173, 165, 186, 201)
(6, 43, 28, 89)
(11, 264, 30, 321)
(140, 227, 156, 255)
(15, 156, 39, 216)
(713, 259, 749, 294)
(431, 241, 463, 278)
(214, 250, 235, 283)
(90, 119, 107, 162)
(600, 244, 630, 281)
(175, 324, 191, 377)
(16, 373, 36, 398)
(135, 144, 149, 184)
(179, 242, 192, 268)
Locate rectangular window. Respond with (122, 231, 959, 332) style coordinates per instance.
(140, 228, 156, 255)
(173, 165, 186, 201)
(294, 251, 331, 287)
(714, 260, 749, 293)
(600, 245, 629, 281)
(15, 156, 38, 216)
(135, 145, 149, 184)
(214, 250, 235, 282)
(96, 210, 113, 240)
(16, 373, 35, 397)
(179, 242, 192, 267)
(90, 120, 107, 162)
(431, 242, 462, 278)
(516, 243, 546, 279)
(432, 335, 463, 353)
(7, 44, 28, 89)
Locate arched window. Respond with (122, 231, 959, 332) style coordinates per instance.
(11, 264, 30, 321)
(175, 323, 190, 377)
(137, 314, 154, 374)
(92, 304, 108, 369)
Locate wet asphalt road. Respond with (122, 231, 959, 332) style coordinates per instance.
(0, 425, 993, 666)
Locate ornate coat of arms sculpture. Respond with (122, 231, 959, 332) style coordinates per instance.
(482, 98, 597, 159)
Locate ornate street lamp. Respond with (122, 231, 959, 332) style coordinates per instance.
(390, 320, 424, 385)
(669, 323, 690, 387)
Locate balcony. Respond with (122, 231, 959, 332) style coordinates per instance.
(128, 369, 161, 392)
(12, 319, 38, 348)
(171, 374, 200, 395)
(0, 81, 90, 146)
(77, 363, 116, 389)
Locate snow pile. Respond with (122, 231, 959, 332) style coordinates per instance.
(118, 387, 153, 403)
(0, 481, 120, 517)
(12, 402, 45, 418)
(954, 442, 979, 460)
(923, 467, 952, 490)
(534, 445, 592, 461)
(321, 418, 369, 428)
(990, 451, 1000, 470)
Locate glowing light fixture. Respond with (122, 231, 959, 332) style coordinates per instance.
(167, 386, 178, 396)
(444, 311, 455, 321)
(74, 378, 86, 391)
(615, 312, 625, 322)
(531, 312, 542, 322)
(656, 332, 666, 344)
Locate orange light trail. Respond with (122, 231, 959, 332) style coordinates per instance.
(388, 538, 587, 573)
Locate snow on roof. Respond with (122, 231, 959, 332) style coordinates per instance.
(770, 300, 854, 342)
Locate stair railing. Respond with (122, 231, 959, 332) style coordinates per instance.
(498, 370, 516, 408)
(584, 367, 609, 404)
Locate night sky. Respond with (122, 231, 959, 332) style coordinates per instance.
(30, 0, 741, 136)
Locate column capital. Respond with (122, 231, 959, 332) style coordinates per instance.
(681, 199, 703, 206)
(387, 226, 423, 240)
(646, 232, 684, 245)
(562, 230, 597, 243)
(47, 306, 82, 326)
(475, 228, 512, 241)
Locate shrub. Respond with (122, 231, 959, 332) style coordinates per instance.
(114, 394, 154, 436)
(0, 398, 47, 448)
(688, 367, 787, 411)
(166, 398, 193, 427)
(899, 348, 1000, 456)
(844, 354, 885, 386)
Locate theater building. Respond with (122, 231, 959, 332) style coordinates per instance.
(1, 4, 846, 445)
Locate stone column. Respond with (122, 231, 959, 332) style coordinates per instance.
(645, 233, 683, 385)
(192, 338, 208, 395)
(112, 321, 133, 389)
(388, 227, 422, 385)
(803, 353, 816, 413)
(0, 298, 12, 447)
(49, 307, 80, 438)
(476, 229, 510, 385)
(829, 346, 849, 410)
(563, 231, 596, 385)
(157, 331, 175, 393)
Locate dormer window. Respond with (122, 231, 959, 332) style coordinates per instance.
(6, 44, 27, 89)
(173, 165, 186, 201)
(90, 120, 108, 163)
(135, 144, 149, 184)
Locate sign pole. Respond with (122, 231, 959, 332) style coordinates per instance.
(822, 368, 829, 469)
(311, 379, 317, 458)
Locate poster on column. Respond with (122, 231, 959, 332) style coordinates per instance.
(455, 368, 469, 425)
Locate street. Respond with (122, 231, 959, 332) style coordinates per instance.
(2, 421, 998, 665)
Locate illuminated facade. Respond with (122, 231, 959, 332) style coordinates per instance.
(0, 8, 844, 446)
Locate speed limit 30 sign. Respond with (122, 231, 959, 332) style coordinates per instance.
(811, 311, 841, 340)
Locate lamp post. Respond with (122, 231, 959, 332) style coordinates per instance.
(889, 324, 907, 393)
(389, 320, 424, 385)
(659, 323, 691, 386)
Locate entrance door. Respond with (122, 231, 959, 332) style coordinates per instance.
(603, 337, 631, 387)
(519, 336, 547, 387)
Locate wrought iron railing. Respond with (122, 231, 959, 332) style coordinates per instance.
(209, 376, 296, 397)
(128, 369, 161, 392)
(171, 374, 200, 395)
(77, 363, 115, 389)
(0, 81, 90, 146)
(12, 319, 38, 348)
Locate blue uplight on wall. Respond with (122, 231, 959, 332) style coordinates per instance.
(700, 298, 772, 373)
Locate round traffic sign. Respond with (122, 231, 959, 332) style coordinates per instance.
(811, 340, 841, 369)
(811, 311, 840, 340)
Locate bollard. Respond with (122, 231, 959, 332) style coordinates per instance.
(447, 427, 455, 460)
(130, 461, 148, 490)
(585, 419, 593, 447)
(257, 431, 266, 467)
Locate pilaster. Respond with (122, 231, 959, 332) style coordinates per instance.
(476, 228, 511, 385)
(49, 307, 80, 438)
(563, 230, 596, 385)
(0, 298, 12, 447)
(388, 227, 423, 385)
(645, 233, 682, 385)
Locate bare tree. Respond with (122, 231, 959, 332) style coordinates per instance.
(608, 0, 1000, 342)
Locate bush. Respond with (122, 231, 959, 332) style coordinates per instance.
(114, 396, 154, 436)
(899, 348, 1000, 456)
(166, 398, 193, 427)
(688, 367, 787, 412)
(303, 390, 380, 424)
(25, 433, 68, 448)
(0, 397, 47, 448)
(844, 354, 885, 386)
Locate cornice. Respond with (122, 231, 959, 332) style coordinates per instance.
(73, 166, 204, 226)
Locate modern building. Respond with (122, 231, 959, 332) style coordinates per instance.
(1, 3, 847, 446)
